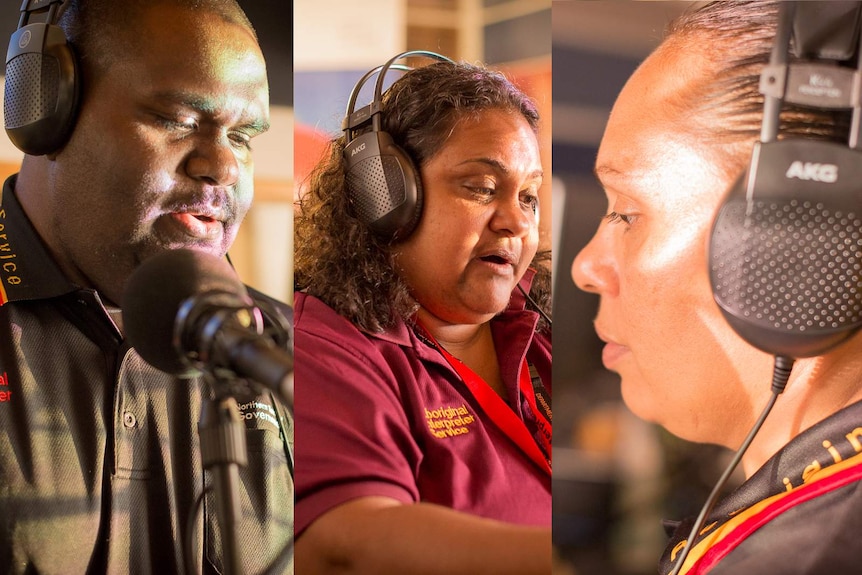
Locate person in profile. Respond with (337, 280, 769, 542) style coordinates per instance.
(572, 1, 862, 573)
(0, 0, 293, 572)
(293, 53, 552, 574)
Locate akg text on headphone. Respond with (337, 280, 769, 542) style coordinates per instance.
(709, 1, 862, 359)
(4, 0, 79, 156)
(341, 50, 454, 242)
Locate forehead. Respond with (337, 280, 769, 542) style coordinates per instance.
(99, 4, 268, 107)
(434, 109, 541, 164)
(597, 43, 705, 180)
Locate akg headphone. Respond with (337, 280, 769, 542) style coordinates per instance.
(709, 1, 862, 359)
(342, 50, 454, 242)
(4, 0, 79, 156)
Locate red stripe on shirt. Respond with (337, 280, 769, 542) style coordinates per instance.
(686, 459, 862, 574)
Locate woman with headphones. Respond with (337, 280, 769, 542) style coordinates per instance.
(292, 54, 552, 574)
(572, 2, 862, 574)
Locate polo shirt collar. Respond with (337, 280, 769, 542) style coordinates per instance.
(717, 397, 862, 513)
(0, 175, 76, 305)
(662, 396, 862, 540)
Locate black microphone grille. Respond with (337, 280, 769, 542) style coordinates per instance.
(122, 249, 250, 376)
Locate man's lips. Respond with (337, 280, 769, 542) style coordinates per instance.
(165, 211, 223, 240)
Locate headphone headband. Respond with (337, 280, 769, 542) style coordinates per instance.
(341, 50, 455, 242)
(709, 0, 862, 359)
(343, 51, 454, 138)
(759, 2, 862, 145)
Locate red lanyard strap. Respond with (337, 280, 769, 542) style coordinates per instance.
(419, 325, 551, 476)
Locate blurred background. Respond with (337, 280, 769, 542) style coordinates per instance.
(293, 0, 553, 254)
(0, 0, 294, 304)
(551, 3, 742, 575)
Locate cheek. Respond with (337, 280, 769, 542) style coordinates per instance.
(619, 217, 720, 359)
(418, 204, 482, 254)
(233, 174, 255, 217)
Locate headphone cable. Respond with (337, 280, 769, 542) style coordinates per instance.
(668, 355, 795, 575)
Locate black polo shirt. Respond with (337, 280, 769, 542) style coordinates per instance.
(0, 176, 293, 574)
(660, 398, 862, 575)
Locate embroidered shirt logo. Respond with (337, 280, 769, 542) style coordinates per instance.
(236, 399, 280, 433)
(425, 404, 476, 438)
(0, 371, 11, 403)
(781, 427, 862, 491)
(0, 209, 24, 306)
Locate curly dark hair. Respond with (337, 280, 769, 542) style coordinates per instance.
(295, 59, 551, 333)
(665, 0, 854, 174)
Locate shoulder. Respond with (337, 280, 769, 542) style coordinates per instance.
(295, 292, 414, 347)
(294, 291, 361, 342)
(293, 292, 385, 371)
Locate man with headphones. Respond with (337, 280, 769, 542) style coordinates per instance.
(572, 1, 862, 574)
(0, 1, 293, 573)
(293, 53, 552, 574)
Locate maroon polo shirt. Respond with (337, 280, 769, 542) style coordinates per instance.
(293, 282, 552, 537)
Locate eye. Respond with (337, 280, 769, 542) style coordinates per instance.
(521, 192, 539, 213)
(466, 186, 495, 202)
(156, 115, 197, 134)
(604, 211, 636, 226)
(229, 130, 253, 150)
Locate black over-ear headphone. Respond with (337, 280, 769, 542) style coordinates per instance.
(4, 0, 79, 156)
(342, 50, 454, 242)
(709, 1, 862, 359)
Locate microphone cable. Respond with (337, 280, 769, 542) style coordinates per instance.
(668, 355, 795, 575)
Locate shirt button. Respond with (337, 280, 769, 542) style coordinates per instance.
(123, 411, 137, 428)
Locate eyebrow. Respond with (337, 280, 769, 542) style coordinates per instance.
(594, 164, 627, 186)
(155, 90, 271, 134)
(458, 157, 544, 180)
(594, 164, 620, 179)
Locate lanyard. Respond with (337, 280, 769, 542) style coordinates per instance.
(418, 324, 551, 476)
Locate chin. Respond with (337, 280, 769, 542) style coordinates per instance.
(619, 376, 661, 425)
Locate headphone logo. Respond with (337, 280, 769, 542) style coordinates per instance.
(800, 73, 841, 99)
(785, 161, 838, 183)
(17, 30, 31, 50)
(349, 142, 366, 157)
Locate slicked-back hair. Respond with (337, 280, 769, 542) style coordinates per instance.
(295, 60, 551, 334)
(664, 0, 853, 173)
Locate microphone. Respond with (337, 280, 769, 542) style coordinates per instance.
(122, 249, 293, 409)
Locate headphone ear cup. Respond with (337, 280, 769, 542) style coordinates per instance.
(344, 130, 422, 241)
(4, 21, 79, 156)
(709, 140, 862, 358)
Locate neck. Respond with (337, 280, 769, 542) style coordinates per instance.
(418, 308, 484, 348)
(16, 157, 92, 294)
(417, 308, 505, 398)
(741, 337, 862, 476)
